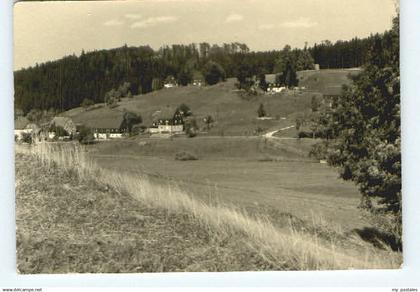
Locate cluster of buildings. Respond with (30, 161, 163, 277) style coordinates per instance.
(14, 107, 187, 143)
(15, 116, 83, 143)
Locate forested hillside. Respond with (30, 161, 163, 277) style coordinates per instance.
(15, 30, 393, 114)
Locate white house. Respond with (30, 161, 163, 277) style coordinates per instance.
(14, 116, 31, 141)
(14, 117, 41, 142)
(150, 107, 184, 134)
(265, 74, 286, 94)
(82, 115, 126, 140)
(192, 79, 202, 87)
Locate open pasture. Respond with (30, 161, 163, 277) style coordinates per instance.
(90, 137, 366, 233)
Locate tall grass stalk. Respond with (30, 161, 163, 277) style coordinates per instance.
(15, 142, 401, 270)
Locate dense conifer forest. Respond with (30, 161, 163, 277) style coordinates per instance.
(15, 31, 392, 114)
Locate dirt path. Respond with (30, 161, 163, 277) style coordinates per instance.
(263, 125, 295, 139)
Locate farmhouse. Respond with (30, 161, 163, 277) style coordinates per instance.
(14, 116, 31, 141)
(80, 115, 126, 140)
(150, 107, 184, 134)
(265, 74, 286, 94)
(15, 117, 43, 142)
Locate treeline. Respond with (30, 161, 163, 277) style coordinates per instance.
(14, 43, 281, 114)
(309, 33, 389, 69)
(15, 31, 392, 114)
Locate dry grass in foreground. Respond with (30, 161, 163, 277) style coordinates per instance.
(16, 153, 277, 273)
(16, 143, 402, 272)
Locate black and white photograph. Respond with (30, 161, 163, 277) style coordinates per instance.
(13, 0, 401, 273)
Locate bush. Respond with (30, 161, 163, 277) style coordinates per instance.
(49, 124, 69, 138)
(309, 142, 328, 160)
(175, 151, 198, 161)
(184, 118, 198, 137)
(203, 61, 226, 85)
(132, 125, 147, 135)
(81, 98, 94, 110)
(21, 132, 32, 144)
(121, 111, 142, 134)
(257, 103, 266, 118)
(76, 126, 94, 144)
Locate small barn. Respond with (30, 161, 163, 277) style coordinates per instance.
(150, 107, 184, 134)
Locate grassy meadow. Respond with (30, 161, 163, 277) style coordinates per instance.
(297, 68, 361, 95)
(90, 137, 364, 232)
(15, 143, 402, 272)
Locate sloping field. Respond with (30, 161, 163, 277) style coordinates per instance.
(62, 69, 359, 136)
(297, 68, 361, 96)
(63, 78, 315, 136)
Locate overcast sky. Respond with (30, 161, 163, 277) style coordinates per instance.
(14, 0, 397, 70)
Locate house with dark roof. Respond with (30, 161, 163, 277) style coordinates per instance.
(78, 114, 126, 140)
(150, 107, 184, 134)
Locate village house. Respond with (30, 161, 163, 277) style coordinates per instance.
(163, 76, 178, 88)
(14, 116, 32, 141)
(192, 79, 202, 87)
(78, 114, 126, 140)
(15, 117, 42, 142)
(265, 74, 286, 94)
(150, 107, 184, 134)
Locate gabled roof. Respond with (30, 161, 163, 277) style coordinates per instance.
(14, 116, 29, 130)
(152, 106, 177, 121)
(73, 113, 125, 130)
(85, 116, 125, 129)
